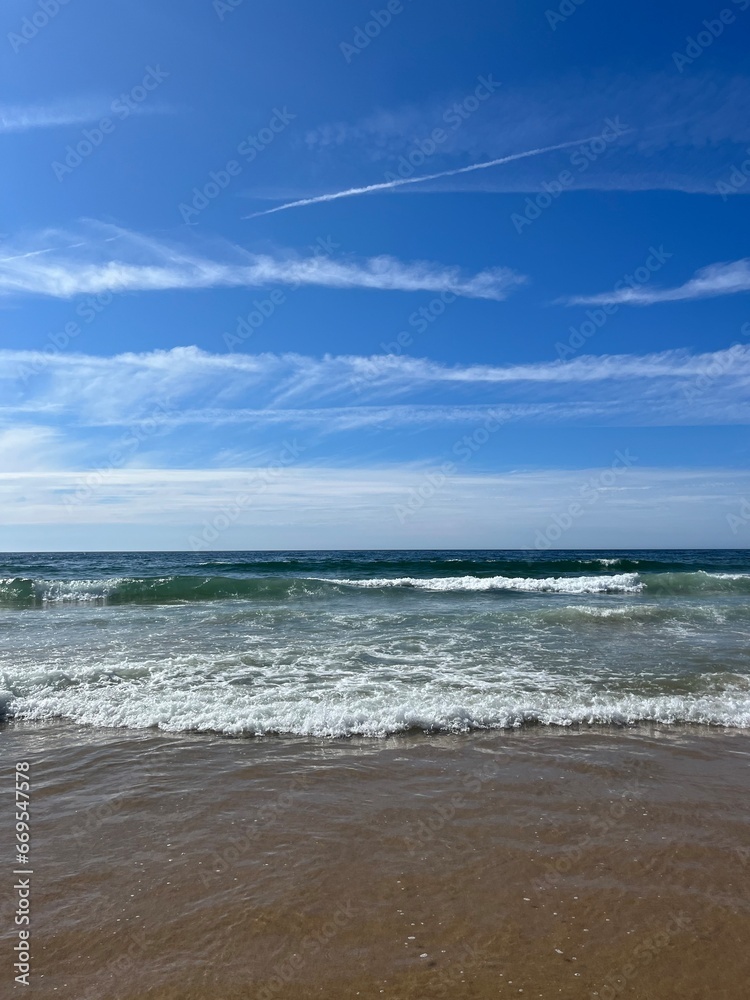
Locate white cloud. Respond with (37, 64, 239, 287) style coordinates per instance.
(1, 345, 748, 472)
(564, 260, 750, 307)
(5, 342, 750, 407)
(154, 402, 578, 432)
(1, 349, 747, 546)
(0, 426, 69, 471)
(0, 104, 109, 133)
(1, 466, 748, 552)
(0, 224, 525, 302)
(0, 102, 170, 134)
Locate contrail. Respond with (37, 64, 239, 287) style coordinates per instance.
(244, 138, 602, 220)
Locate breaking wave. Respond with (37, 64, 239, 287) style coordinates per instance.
(1, 570, 748, 606)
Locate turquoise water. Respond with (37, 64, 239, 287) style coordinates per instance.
(1, 549, 749, 735)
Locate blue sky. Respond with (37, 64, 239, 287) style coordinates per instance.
(1, 0, 749, 550)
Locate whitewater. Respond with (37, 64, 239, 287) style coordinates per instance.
(1, 549, 748, 736)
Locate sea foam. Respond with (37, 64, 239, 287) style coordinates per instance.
(332, 573, 643, 594)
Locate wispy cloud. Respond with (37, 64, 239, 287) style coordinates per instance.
(2, 465, 749, 553)
(2, 343, 748, 548)
(300, 74, 750, 196)
(1, 104, 107, 133)
(7, 343, 750, 387)
(146, 402, 579, 432)
(0, 102, 170, 134)
(244, 139, 598, 218)
(0, 224, 525, 301)
(0, 426, 70, 471)
(4, 345, 749, 443)
(563, 260, 750, 307)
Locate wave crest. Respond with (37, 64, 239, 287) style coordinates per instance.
(333, 573, 642, 594)
(1, 570, 748, 606)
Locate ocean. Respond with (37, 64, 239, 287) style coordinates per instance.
(3, 549, 750, 997)
(3, 548, 749, 736)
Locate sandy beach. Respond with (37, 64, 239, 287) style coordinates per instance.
(3, 721, 748, 999)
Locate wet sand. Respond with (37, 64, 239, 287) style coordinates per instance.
(2, 722, 749, 999)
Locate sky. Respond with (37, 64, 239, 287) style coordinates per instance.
(1, 0, 749, 550)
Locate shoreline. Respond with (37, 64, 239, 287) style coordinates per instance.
(4, 715, 750, 741)
(2, 722, 748, 998)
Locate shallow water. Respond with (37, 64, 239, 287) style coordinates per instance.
(1, 722, 748, 999)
